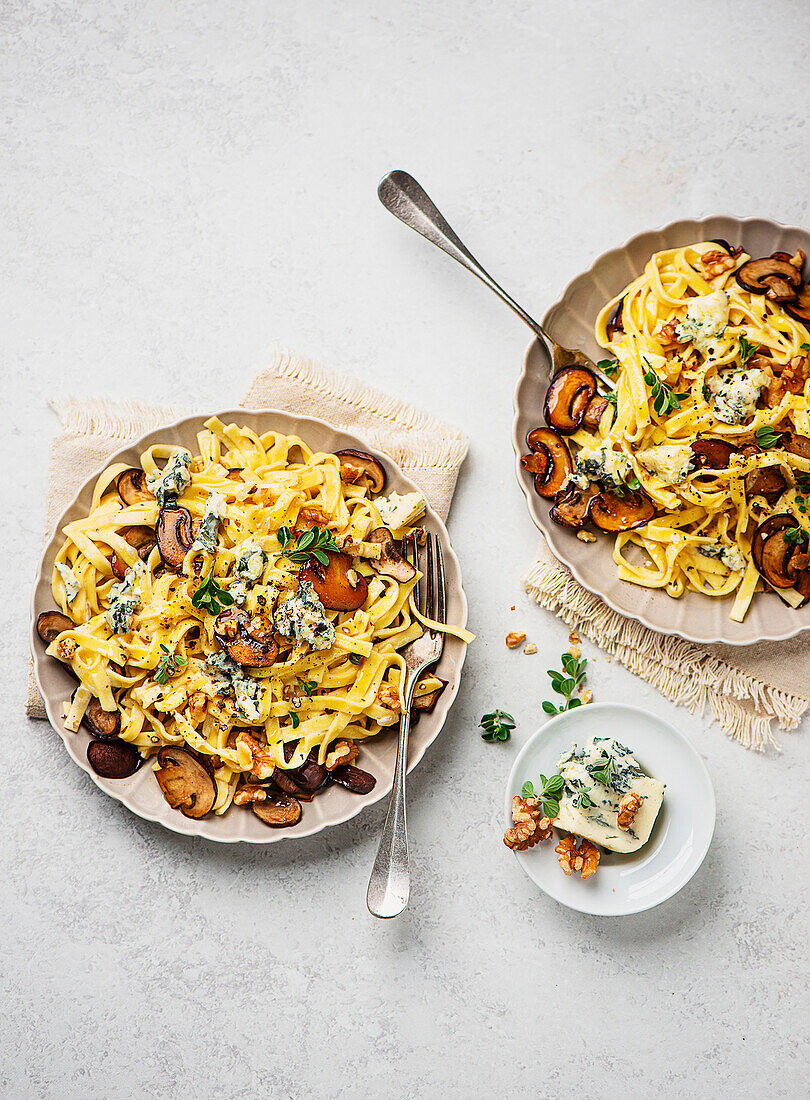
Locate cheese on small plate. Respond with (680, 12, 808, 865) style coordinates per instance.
(553, 735, 665, 854)
(376, 491, 426, 530)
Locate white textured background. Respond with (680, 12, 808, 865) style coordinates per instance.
(3, 2, 809, 1097)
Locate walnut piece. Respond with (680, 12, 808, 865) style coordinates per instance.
(376, 683, 402, 711)
(576, 530, 596, 543)
(503, 795, 553, 851)
(523, 643, 537, 655)
(618, 791, 642, 830)
(506, 631, 526, 648)
(55, 638, 78, 662)
(235, 731, 275, 780)
(234, 784, 268, 805)
(325, 739, 358, 771)
(700, 249, 738, 278)
(657, 319, 688, 347)
(772, 354, 810, 399)
(187, 690, 207, 724)
(555, 834, 601, 878)
(580, 690, 593, 705)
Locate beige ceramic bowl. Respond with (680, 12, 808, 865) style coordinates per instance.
(31, 409, 468, 843)
(513, 216, 810, 645)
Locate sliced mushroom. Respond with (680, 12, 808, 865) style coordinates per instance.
(736, 256, 802, 303)
(582, 395, 609, 431)
(365, 528, 417, 582)
(154, 746, 217, 818)
(751, 514, 798, 573)
(36, 610, 73, 645)
(744, 466, 787, 505)
(288, 751, 329, 793)
(691, 437, 739, 469)
(606, 298, 625, 341)
(522, 427, 572, 499)
(81, 696, 121, 741)
(214, 608, 279, 668)
(300, 551, 369, 611)
(252, 792, 302, 827)
(334, 449, 386, 492)
(412, 678, 447, 713)
(156, 506, 194, 569)
(785, 433, 810, 460)
(550, 483, 600, 530)
(794, 569, 810, 605)
(759, 531, 797, 588)
(590, 490, 655, 532)
(87, 739, 141, 779)
(784, 285, 810, 323)
(544, 367, 598, 433)
(270, 767, 314, 801)
(116, 468, 154, 506)
(329, 764, 376, 795)
(789, 543, 810, 573)
(111, 525, 157, 579)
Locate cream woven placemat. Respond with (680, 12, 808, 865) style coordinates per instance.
(525, 541, 810, 750)
(28, 347, 468, 718)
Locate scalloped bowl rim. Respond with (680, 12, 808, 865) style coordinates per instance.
(31, 407, 468, 844)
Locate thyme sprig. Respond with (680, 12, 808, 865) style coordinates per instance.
(543, 653, 587, 715)
(643, 361, 689, 417)
(755, 425, 782, 449)
(154, 644, 187, 685)
(192, 572, 234, 615)
(521, 774, 564, 819)
(278, 525, 339, 567)
(480, 710, 516, 743)
(738, 335, 758, 367)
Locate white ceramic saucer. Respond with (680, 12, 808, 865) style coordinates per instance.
(505, 703, 715, 915)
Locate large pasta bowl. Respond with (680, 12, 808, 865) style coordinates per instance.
(31, 409, 469, 843)
(513, 216, 810, 645)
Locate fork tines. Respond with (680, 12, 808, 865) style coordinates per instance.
(409, 531, 446, 626)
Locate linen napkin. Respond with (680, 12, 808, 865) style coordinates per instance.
(525, 541, 810, 750)
(28, 346, 468, 718)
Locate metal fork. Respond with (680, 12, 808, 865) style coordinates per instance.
(366, 532, 446, 919)
(378, 169, 611, 384)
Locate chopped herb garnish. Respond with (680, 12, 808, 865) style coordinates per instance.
(801, 343, 810, 353)
(192, 572, 235, 615)
(604, 391, 618, 407)
(543, 652, 587, 714)
(738, 334, 758, 367)
(480, 709, 516, 743)
(289, 712, 300, 729)
(296, 676, 317, 697)
(612, 472, 642, 498)
(154, 643, 187, 685)
(521, 773, 565, 819)
(643, 359, 688, 417)
(573, 788, 595, 810)
(587, 753, 617, 787)
(783, 526, 809, 547)
(281, 526, 340, 567)
(755, 425, 782, 449)
(348, 652, 363, 665)
(597, 358, 619, 378)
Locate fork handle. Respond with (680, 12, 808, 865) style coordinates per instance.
(366, 701, 414, 919)
(378, 170, 551, 346)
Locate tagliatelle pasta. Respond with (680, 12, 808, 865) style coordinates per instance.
(556, 241, 810, 622)
(41, 416, 472, 823)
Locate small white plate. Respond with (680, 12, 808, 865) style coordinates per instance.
(505, 703, 715, 915)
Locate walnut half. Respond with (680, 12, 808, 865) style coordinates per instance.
(555, 834, 600, 879)
(617, 791, 642, 830)
(503, 795, 553, 851)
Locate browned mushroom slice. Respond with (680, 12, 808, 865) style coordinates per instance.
(736, 257, 802, 303)
(214, 608, 279, 668)
(87, 739, 141, 779)
(784, 285, 810, 323)
(550, 483, 600, 530)
(691, 438, 739, 469)
(744, 466, 787, 505)
(154, 746, 217, 818)
(794, 569, 810, 605)
(751, 514, 798, 573)
(758, 531, 798, 588)
(544, 367, 598, 433)
(334, 449, 386, 492)
(252, 793, 302, 827)
(582, 395, 609, 432)
(270, 767, 314, 801)
(365, 528, 417, 582)
(789, 544, 810, 573)
(81, 697, 121, 741)
(156, 506, 194, 569)
(522, 427, 572, 499)
(590, 490, 655, 532)
(519, 450, 549, 477)
(300, 551, 368, 611)
(785, 433, 810, 459)
(36, 610, 73, 645)
(116, 468, 155, 506)
(288, 751, 329, 793)
(412, 678, 447, 713)
(111, 526, 157, 579)
(606, 298, 625, 341)
(330, 764, 376, 795)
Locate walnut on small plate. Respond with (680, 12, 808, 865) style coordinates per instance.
(555, 834, 600, 879)
(503, 795, 553, 851)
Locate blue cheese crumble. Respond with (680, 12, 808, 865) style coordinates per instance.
(55, 562, 80, 604)
(204, 651, 263, 723)
(675, 289, 730, 355)
(699, 541, 746, 572)
(191, 491, 226, 554)
(705, 367, 769, 425)
(376, 491, 426, 530)
(568, 442, 632, 490)
(273, 580, 335, 650)
(146, 449, 192, 507)
(106, 560, 146, 634)
(636, 444, 697, 485)
(234, 540, 268, 583)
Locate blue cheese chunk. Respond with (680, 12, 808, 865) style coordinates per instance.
(699, 541, 746, 572)
(273, 580, 335, 650)
(636, 443, 697, 485)
(553, 736, 665, 854)
(705, 367, 769, 425)
(675, 289, 730, 355)
(146, 449, 192, 507)
(569, 442, 632, 490)
(234, 540, 268, 583)
(204, 651, 263, 722)
(106, 560, 146, 634)
(55, 562, 80, 604)
(191, 491, 226, 554)
(376, 491, 426, 530)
